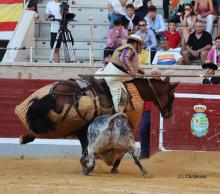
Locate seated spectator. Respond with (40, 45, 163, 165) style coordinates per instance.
(135, 19, 157, 49)
(169, 0, 193, 23)
(144, 5, 166, 39)
(182, 21, 212, 65)
(180, 3, 196, 47)
(132, 0, 152, 20)
(121, 4, 140, 34)
(202, 62, 220, 84)
(194, 0, 216, 34)
(108, 0, 127, 29)
(104, 20, 128, 64)
(163, 21, 181, 49)
(207, 36, 220, 66)
(152, 37, 183, 65)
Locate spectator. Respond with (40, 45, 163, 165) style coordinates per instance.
(202, 62, 220, 84)
(152, 37, 183, 65)
(180, 3, 196, 47)
(144, 5, 166, 39)
(45, 0, 62, 63)
(163, 21, 181, 49)
(163, 0, 170, 20)
(135, 19, 157, 49)
(194, 0, 216, 34)
(138, 68, 161, 160)
(207, 36, 220, 66)
(169, 0, 193, 23)
(182, 21, 212, 65)
(132, 0, 152, 20)
(108, 0, 127, 29)
(121, 4, 139, 34)
(27, 0, 39, 21)
(104, 20, 128, 64)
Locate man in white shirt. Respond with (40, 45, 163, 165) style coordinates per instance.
(45, 0, 62, 63)
(152, 37, 183, 65)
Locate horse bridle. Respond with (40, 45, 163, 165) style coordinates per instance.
(147, 79, 171, 114)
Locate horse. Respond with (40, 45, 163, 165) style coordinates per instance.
(16, 76, 178, 174)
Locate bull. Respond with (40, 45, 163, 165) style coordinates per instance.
(81, 113, 147, 176)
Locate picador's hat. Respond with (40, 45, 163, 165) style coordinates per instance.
(127, 34, 144, 44)
(202, 63, 218, 70)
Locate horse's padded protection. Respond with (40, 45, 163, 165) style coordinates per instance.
(15, 82, 144, 138)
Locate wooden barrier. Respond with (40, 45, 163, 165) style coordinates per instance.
(0, 79, 219, 155)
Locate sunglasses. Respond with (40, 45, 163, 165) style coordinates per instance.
(139, 24, 146, 27)
(185, 8, 190, 10)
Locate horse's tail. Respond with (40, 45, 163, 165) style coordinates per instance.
(26, 94, 56, 134)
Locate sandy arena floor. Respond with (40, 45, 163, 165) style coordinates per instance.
(0, 151, 219, 194)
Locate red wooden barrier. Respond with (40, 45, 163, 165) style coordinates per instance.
(0, 79, 219, 153)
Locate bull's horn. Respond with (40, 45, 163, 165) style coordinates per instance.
(108, 113, 128, 127)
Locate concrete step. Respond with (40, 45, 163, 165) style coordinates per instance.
(37, 4, 109, 24)
(32, 38, 104, 63)
(35, 21, 109, 40)
(37, 0, 109, 6)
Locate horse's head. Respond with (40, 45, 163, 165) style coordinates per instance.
(130, 77, 179, 119)
(150, 77, 179, 119)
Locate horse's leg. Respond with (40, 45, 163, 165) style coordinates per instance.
(128, 148, 148, 176)
(19, 134, 35, 144)
(77, 127, 90, 175)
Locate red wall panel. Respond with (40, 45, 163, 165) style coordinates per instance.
(0, 79, 219, 153)
(161, 84, 220, 151)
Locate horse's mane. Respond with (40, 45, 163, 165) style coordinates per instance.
(126, 78, 165, 84)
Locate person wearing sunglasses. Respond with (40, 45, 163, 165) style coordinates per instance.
(169, 0, 193, 23)
(135, 19, 157, 49)
(180, 4, 196, 47)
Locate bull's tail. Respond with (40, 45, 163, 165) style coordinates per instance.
(26, 94, 56, 134)
(108, 113, 128, 129)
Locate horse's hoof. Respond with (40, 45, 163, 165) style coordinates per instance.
(81, 167, 90, 176)
(111, 168, 119, 174)
(19, 135, 25, 144)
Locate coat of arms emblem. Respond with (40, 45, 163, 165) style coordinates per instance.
(191, 104, 209, 137)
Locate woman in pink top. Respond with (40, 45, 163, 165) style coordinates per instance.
(194, 0, 216, 34)
(207, 36, 220, 66)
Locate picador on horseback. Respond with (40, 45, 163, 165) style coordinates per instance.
(96, 34, 145, 113)
(15, 34, 178, 175)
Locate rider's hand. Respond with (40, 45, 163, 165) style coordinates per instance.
(128, 69, 136, 77)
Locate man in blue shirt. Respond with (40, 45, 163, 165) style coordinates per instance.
(135, 19, 157, 49)
(144, 5, 166, 39)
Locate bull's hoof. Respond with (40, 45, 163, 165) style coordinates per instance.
(142, 170, 148, 177)
(81, 167, 91, 176)
(111, 168, 119, 174)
